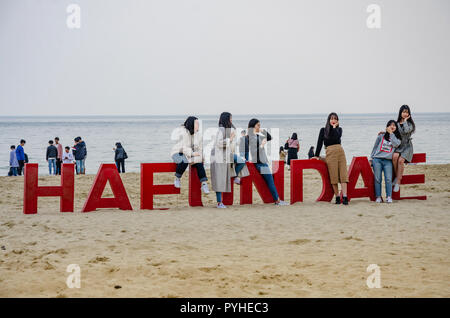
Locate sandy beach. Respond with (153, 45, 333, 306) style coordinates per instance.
(0, 164, 449, 298)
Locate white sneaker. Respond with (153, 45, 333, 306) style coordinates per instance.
(375, 197, 383, 203)
(393, 183, 400, 192)
(201, 182, 210, 194)
(234, 177, 241, 185)
(275, 200, 289, 206)
(217, 202, 227, 209)
(174, 177, 181, 188)
(386, 197, 393, 203)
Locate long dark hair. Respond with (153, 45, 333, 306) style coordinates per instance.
(218, 112, 233, 129)
(324, 112, 339, 139)
(291, 133, 298, 140)
(183, 116, 198, 135)
(248, 118, 259, 129)
(384, 120, 401, 141)
(397, 105, 415, 134)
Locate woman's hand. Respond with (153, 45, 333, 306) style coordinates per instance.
(332, 121, 339, 129)
(260, 139, 267, 148)
(312, 156, 319, 160)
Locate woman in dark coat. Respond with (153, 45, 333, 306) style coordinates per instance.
(113, 142, 128, 173)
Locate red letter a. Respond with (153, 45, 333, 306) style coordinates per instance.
(82, 164, 132, 212)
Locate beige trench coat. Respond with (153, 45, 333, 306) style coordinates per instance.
(210, 127, 249, 193)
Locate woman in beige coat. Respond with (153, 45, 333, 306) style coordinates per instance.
(210, 112, 249, 208)
(171, 116, 209, 194)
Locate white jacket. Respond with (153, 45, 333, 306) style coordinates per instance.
(170, 127, 203, 164)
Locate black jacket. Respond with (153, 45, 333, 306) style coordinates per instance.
(46, 145, 58, 160)
(73, 141, 87, 160)
(115, 145, 127, 161)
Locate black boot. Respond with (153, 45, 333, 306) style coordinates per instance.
(343, 196, 349, 205)
(335, 196, 341, 204)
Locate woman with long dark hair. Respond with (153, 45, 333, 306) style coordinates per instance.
(210, 112, 249, 208)
(392, 105, 415, 192)
(314, 112, 349, 205)
(171, 116, 209, 193)
(244, 118, 288, 206)
(286, 132, 300, 169)
(370, 120, 401, 203)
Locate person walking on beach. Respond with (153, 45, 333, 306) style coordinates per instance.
(73, 137, 87, 174)
(370, 120, 401, 203)
(9, 145, 19, 176)
(244, 118, 288, 206)
(16, 139, 26, 175)
(171, 116, 209, 193)
(308, 146, 315, 159)
(54, 137, 63, 175)
(113, 142, 128, 173)
(46, 140, 58, 175)
(286, 132, 300, 169)
(62, 146, 75, 164)
(211, 112, 249, 208)
(314, 112, 349, 205)
(392, 105, 415, 193)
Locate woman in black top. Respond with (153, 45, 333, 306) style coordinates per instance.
(113, 142, 128, 173)
(314, 113, 349, 205)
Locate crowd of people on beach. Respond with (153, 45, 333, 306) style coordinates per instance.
(8, 105, 415, 207)
(171, 105, 415, 207)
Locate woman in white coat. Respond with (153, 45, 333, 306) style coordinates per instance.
(210, 112, 249, 208)
(171, 116, 209, 193)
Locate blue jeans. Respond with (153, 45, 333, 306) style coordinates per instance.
(216, 154, 247, 203)
(10, 167, 18, 176)
(373, 158, 393, 198)
(255, 163, 279, 201)
(76, 159, 85, 174)
(48, 158, 56, 175)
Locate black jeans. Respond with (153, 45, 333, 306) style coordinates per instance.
(173, 153, 207, 182)
(115, 159, 125, 173)
(56, 158, 62, 175)
(17, 160, 25, 175)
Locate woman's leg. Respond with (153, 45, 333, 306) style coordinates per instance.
(233, 154, 246, 176)
(115, 160, 120, 172)
(216, 192, 222, 203)
(397, 156, 406, 183)
(255, 163, 279, 201)
(173, 154, 189, 178)
(331, 184, 339, 196)
(341, 182, 348, 197)
(392, 152, 399, 178)
(384, 159, 393, 198)
(121, 159, 125, 173)
(373, 158, 382, 198)
(193, 163, 208, 182)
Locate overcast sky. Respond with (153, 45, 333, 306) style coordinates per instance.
(0, 0, 449, 116)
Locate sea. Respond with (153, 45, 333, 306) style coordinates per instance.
(0, 113, 448, 175)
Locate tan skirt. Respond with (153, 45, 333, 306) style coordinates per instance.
(325, 144, 349, 184)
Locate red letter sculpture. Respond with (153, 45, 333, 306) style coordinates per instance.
(141, 163, 181, 210)
(392, 153, 427, 201)
(290, 159, 334, 203)
(189, 165, 203, 207)
(23, 163, 75, 214)
(82, 164, 132, 212)
(347, 156, 376, 202)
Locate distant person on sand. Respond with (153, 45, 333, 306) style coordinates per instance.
(16, 139, 26, 175)
(113, 142, 128, 173)
(171, 116, 209, 193)
(370, 120, 401, 204)
(46, 140, 58, 175)
(9, 145, 19, 176)
(54, 137, 63, 175)
(286, 132, 300, 169)
(308, 146, 315, 159)
(314, 112, 349, 205)
(392, 105, 415, 193)
(73, 137, 87, 174)
(62, 146, 75, 164)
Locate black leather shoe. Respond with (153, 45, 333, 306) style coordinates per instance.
(335, 196, 341, 204)
(343, 196, 349, 205)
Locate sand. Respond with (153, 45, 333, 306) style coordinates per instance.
(0, 164, 449, 298)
